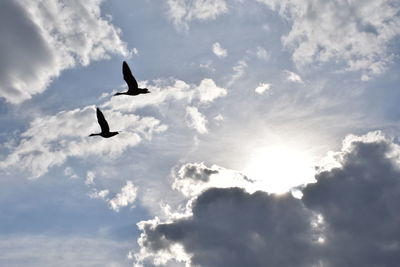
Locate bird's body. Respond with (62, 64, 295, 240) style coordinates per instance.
(114, 61, 150, 96)
(89, 108, 119, 138)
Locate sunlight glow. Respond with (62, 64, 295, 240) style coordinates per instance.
(243, 144, 316, 194)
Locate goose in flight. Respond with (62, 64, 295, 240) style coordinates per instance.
(114, 61, 150, 96)
(89, 108, 119, 138)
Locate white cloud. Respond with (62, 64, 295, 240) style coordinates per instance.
(255, 46, 269, 60)
(254, 83, 271, 94)
(89, 180, 137, 212)
(199, 60, 216, 71)
(0, 106, 167, 178)
(85, 171, 96, 185)
(0, 0, 129, 104)
(214, 114, 224, 121)
(63, 166, 78, 179)
(109, 181, 138, 212)
(212, 42, 227, 58)
(132, 47, 139, 55)
(1, 77, 226, 179)
(103, 78, 227, 112)
(185, 107, 208, 134)
(195, 78, 227, 103)
(89, 189, 110, 200)
(285, 70, 303, 83)
(257, 0, 400, 77)
(165, 0, 228, 29)
(228, 60, 248, 86)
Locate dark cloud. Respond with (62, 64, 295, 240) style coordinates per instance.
(303, 140, 400, 266)
(138, 188, 319, 267)
(0, 1, 54, 101)
(135, 136, 400, 266)
(178, 163, 219, 182)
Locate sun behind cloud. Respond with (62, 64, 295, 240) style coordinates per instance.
(243, 144, 316, 194)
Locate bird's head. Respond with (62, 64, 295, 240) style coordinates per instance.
(143, 88, 151, 94)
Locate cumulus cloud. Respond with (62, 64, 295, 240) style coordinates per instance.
(254, 83, 271, 94)
(257, 0, 400, 77)
(195, 78, 227, 103)
(109, 181, 138, 212)
(172, 162, 253, 197)
(185, 107, 208, 134)
(0, 0, 129, 103)
(134, 131, 400, 266)
(0, 77, 226, 179)
(302, 132, 400, 265)
(165, 0, 228, 29)
(135, 188, 318, 267)
(0, 106, 167, 178)
(212, 42, 228, 58)
(89, 181, 137, 212)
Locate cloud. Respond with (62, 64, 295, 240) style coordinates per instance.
(0, 77, 226, 179)
(213, 114, 224, 121)
(134, 131, 400, 266)
(255, 46, 269, 60)
(165, 0, 228, 29)
(302, 131, 400, 265)
(109, 181, 138, 212)
(102, 78, 227, 112)
(172, 162, 254, 197)
(285, 70, 303, 83)
(185, 107, 208, 134)
(0, 0, 129, 104)
(0, 106, 167, 178)
(195, 78, 227, 103)
(228, 60, 248, 86)
(63, 166, 79, 179)
(257, 0, 400, 77)
(212, 42, 228, 58)
(254, 83, 271, 94)
(85, 171, 96, 185)
(135, 188, 318, 267)
(88, 181, 137, 212)
(89, 188, 110, 200)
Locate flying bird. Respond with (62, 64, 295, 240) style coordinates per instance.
(89, 108, 119, 138)
(114, 61, 150, 96)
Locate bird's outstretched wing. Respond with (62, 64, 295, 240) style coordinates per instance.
(96, 108, 110, 133)
(123, 61, 138, 92)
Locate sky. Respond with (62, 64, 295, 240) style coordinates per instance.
(0, 0, 400, 266)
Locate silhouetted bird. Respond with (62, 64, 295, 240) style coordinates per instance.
(89, 108, 119, 138)
(114, 61, 150, 96)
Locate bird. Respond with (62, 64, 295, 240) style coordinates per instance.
(114, 61, 150, 96)
(89, 107, 119, 138)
